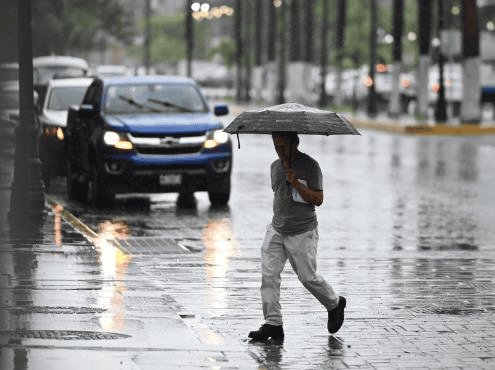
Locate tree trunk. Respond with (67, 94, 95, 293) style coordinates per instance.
(289, 0, 302, 62)
(367, 0, 377, 116)
(335, 0, 346, 106)
(416, 0, 431, 119)
(319, 0, 330, 107)
(267, 0, 277, 62)
(461, 0, 481, 123)
(303, 0, 314, 63)
(254, 0, 263, 66)
(185, 0, 193, 77)
(244, 0, 252, 101)
(434, 0, 447, 122)
(144, 0, 151, 74)
(277, 0, 287, 104)
(235, 0, 243, 102)
(389, 0, 403, 117)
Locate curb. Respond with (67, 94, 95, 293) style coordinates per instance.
(348, 119, 495, 136)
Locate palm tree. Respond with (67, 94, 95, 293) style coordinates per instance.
(389, 0, 404, 118)
(367, 0, 377, 116)
(416, 0, 432, 119)
(277, 0, 288, 104)
(235, 0, 243, 102)
(461, 0, 481, 123)
(185, 0, 193, 77)
(335, 0, 346, 106)
(319, 0, 330, 107)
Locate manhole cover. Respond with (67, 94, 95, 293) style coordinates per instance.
(4, 306, 107, 315)
(0, 330, 130, 340)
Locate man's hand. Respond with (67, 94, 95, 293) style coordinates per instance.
(286, 168, 299, 186)
(286, 168, 324, 206)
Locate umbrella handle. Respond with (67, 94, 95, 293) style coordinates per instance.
(286, 138, 292, 196)
(236, 132, 240, 149)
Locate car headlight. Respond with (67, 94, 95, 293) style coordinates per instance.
(103, 131, 133, 150)
(204, 129, 229, 149)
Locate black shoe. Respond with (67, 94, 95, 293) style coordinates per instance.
(248, 323, 284, 341)
(327, 296, 346, 334)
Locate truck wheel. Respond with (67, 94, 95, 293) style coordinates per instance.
(66, 161, 88, 203)
(89, 166, 114, 207)
(208, 190, 230, 207)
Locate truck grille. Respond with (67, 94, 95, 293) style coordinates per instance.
(128, 133, 206, 156)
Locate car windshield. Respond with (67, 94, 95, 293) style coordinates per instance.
(104, 83, 208, 114)
(0, 89, 19, 110)
(47, 86, 88, 111)
(34, 66, 86, 84)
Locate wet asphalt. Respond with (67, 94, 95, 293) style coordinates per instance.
(1, 117, 495, 369)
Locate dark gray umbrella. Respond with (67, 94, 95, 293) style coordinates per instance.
(223, 102, 361, 136)
(224, 103, 360, 171)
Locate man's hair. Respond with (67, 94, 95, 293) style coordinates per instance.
(272, 131, 299, 146)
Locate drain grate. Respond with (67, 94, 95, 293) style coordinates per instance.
(4, 306, 107, 315)
(0, 330, 130, 340)
(116, 237, 190, 255)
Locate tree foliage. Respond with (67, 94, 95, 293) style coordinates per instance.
(31, 0, 132, 56)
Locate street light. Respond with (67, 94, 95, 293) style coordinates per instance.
(9, 0, 45, 228)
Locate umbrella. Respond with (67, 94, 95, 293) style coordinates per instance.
(223, 102, 361, 166)
(223, 102, 360, 137)
(223, 103, 361, 191)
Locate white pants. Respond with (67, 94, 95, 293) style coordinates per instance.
(260, 224, 339, 326)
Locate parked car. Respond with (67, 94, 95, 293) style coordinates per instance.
(93, 64, 130, 78)
(65, 75, 232, 206)
(0, 81, 20, 136)
(33, 55, 89, 105)
(38, 77, 93, 187)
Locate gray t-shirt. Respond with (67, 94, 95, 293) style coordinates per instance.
(271, 152, 323, 235)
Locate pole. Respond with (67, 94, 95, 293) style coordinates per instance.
(9, 0, 45, 227)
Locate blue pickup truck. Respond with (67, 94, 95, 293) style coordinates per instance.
(65, 75, 232, 206)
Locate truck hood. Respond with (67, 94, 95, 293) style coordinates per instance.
(104, 112, 224, 135)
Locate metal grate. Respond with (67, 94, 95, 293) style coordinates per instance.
(116, 237, 190, 255)
(0, 330, 130, 340)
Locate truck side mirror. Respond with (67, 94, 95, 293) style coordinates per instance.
(214, 104, 229, 116)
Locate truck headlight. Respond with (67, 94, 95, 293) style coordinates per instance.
(204, 129, 229, 149)
(103, 131, 133, 150)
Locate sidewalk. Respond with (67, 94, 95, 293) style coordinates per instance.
(0, 143, 257, 369)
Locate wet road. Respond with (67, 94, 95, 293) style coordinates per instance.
(2, 122, 495, 368)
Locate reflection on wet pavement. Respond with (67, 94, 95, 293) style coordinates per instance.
(13, 130, 495, 368)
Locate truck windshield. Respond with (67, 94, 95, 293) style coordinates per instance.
(104, 83, 208, 114)
(47, 86, 88, 111)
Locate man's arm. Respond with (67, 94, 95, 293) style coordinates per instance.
(286, 169, 324, 206)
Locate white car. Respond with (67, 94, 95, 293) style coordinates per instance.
(33, 55, 89, 105)
(93, 64, 130, 77)
(38, 77, 93, 185)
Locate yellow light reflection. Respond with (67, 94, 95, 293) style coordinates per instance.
(94, 220, 131, 332)
(52, 204, 63, 247)
(202, 218, 239, 309)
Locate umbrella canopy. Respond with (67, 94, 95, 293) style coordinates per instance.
(223, 102, 361, 136)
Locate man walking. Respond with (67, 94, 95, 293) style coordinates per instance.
(248, 131, 346, 342)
